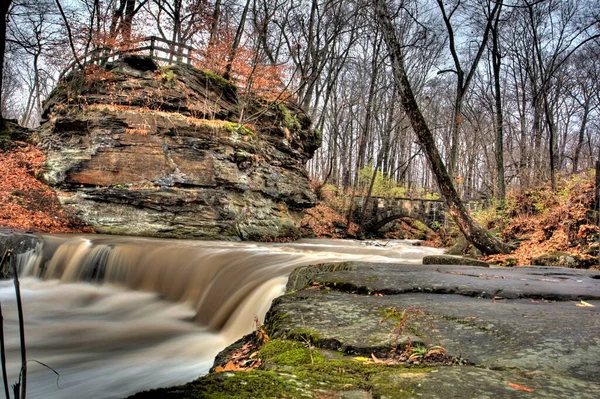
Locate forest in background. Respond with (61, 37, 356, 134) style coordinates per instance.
(0, 0, 599, 256)
(2, 0, 599, 203)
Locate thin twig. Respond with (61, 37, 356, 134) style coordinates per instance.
(26, 361, 60, 389)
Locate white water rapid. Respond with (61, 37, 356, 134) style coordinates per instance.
(1, 235, 442, 398)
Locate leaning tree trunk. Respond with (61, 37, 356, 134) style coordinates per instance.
(374, 0, 509, 256)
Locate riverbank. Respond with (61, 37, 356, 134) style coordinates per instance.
(131, 261, 600, 398)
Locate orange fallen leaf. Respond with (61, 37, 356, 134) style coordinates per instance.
(508, 382, 535, 393)
(465, 316, 477, 320)
(576, 301, 595, 308)
(214, 361, 239, 373)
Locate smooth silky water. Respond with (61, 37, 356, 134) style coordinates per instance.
(0, 235, 442, 398)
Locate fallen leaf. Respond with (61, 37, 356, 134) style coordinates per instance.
(508, 382, 535, 393)
(465, 316, 477, 320)
(352, 356, 371, 363)
(371, 353, 382, 363)
(214, 361, 239, 373)
(576, 300, 595, 308)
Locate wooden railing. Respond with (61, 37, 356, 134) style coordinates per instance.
(60, 36, 196, 80)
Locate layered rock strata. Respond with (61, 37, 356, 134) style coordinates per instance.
(36, 56, 321, 240)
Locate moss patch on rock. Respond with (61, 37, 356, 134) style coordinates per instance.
(259, 339, 325, 366)
(130, 338, 431, 399)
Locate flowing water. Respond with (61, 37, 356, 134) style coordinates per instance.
(0, 235, 442, 398)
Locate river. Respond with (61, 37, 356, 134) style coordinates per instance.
(0, 235, 442, 398)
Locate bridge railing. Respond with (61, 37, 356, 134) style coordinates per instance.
(59, 36, 196, 80)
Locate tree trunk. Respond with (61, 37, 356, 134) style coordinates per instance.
(0, 0, 13, 128)
(224, 0, 251, 80)
(374, 0, 509, 255)
(573, 102, 590, 173)
(492, 6, 505, 202)
(449, 86, 463, 177)
(544, 95, 557, 190)
(208, 0, 222, 48)
(121, 0, 136, 43)
(596, 160, 600, 213)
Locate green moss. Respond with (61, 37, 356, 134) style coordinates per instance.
(412, 220, 428, 231)
(275, 102, 301, 132)
(201, 70, 237, 91)
(315, 128, 322, 140)
(292, 359, 431, 398)
(381, 307, 403, 322)
(264, 312, 289, 334)
(130, 339, 434, 399)
(160, 66, 176, 82)
(223, 121, 254, 136)
(287, 328, 322, 344)
(130, 369, 304, 399)
(259, 339, 324, 366)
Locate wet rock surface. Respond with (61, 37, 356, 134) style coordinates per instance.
(266, 262, 600, 396)
(132, 261, 600, 398)
(422, 254, 489, 267)
(36, 56, 320, 240)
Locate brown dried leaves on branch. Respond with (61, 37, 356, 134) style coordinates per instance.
(0, 143, 93, 233)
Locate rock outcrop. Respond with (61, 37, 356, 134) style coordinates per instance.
(36, 56, 321, 240)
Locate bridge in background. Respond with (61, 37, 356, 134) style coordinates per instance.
(359, 196, 486, 233)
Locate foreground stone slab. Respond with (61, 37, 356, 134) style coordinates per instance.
(269, 291, 600, 380)
(132, 262, 600, 398)
(286, 262, 600, 300)
(417, 366, 600, 399)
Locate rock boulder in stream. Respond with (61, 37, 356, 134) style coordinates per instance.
(35, 56, 321, 240)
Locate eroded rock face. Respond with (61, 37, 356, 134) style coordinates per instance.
(36, 56, 321, 240)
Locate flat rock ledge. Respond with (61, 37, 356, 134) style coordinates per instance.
(422, 254, 489, 267)
(131, 262, 600, 398)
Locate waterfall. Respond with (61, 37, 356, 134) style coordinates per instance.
(1, 235, 442, 398)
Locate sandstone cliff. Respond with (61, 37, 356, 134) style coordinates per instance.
(36, 55, 321, 240)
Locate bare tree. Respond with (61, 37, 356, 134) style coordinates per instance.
(0, 0, 14, 128)
(374, 0, 508, 255)
(436, 0, 501, 178)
